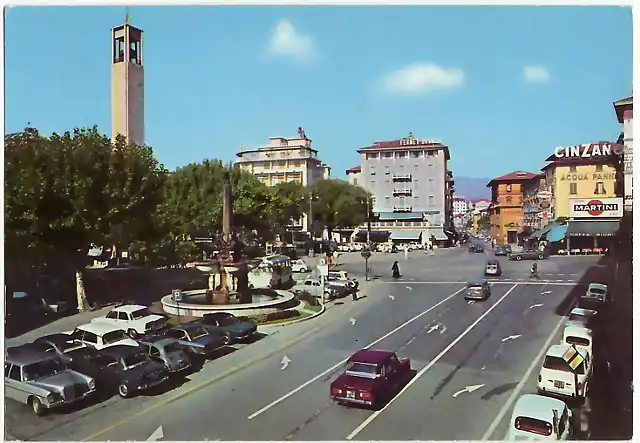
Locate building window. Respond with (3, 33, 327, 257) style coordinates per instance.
(414, 164, 419, 170)
(570, 183, 578, 195)
(371, 197, 376, 204)
(411, 151, 421, 158)
(595, 182, 605, 195)
(427, 151, 435, 157)
(428, 195, 434, 207)
(385, 179, 390, 184)
(366, 153, 379, 160)
(370, 166, 376, 175)
(569, 165, 577, 173)
(371, 180, 376, 186)
(385, 166, 390, 175)
(383, 152, 393, 158)
(264, 163, 271, 169)
(353, 178, 358, 185)
(506, 196, 513, 204)
(595, 164, 603, 172)
(396, 151, 407, 159)
(385, 196, 390, 201)
(506, 184, 512, 192)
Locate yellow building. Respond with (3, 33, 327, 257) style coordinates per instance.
(542, 143, 620, 219)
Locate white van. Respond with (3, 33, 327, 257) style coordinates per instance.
(248, 255, 293, 289)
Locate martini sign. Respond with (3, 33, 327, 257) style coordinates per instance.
(569, 198, 623, 219)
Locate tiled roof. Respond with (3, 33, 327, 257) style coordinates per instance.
(346, 165, 361, 174)
(487, 171, 539, 187)
(357, 139, 446, 151)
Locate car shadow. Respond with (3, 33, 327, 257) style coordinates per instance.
(241, 332, 267, 344)
(553, 255, 610, 317)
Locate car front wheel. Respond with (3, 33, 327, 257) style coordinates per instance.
(538, 254, 544, 260)
(30, 397, 45, 416)
(515, 255, 522, 261)
(128, 329, 139, 339)
(118, 383, 131, 398)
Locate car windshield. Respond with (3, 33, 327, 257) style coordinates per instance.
(468, 285, 483, 290)
(345, 361, 380, 377)
(23, 358, 67, 381)
(213, 315, 238, 326)
(191, 327, 209, 339)
(123, 352, 148, 369)
(164, 342, 183, 353)
(131, 308, 150, 319)
(566, 336, 590, 347)
(543, 355, 585, 375)
(568, 314, 589, 324)
(514, 417, 553, 436)
(590, 288, 605, 295)
(103, 330, 128, 344)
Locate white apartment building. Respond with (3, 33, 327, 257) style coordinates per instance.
(346, 166, 362, 187)
(614, 96, 633, 211)
(235, 133, 331, 231)
(453, 196, 467, 216)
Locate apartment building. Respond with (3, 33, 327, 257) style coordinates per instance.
(614, 96, 633, 211)
(356, 133, 454, 244)
(235, 132, 330, 231)
(522, 174, 548, 231)
(346, 166, 362, 187)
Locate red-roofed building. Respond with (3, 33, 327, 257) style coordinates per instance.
(346, 165, 361, 187)
(486, 171, 541, 244)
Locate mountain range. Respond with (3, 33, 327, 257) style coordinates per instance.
(453, 177, 492, 201)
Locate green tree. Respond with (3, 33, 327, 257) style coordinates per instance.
(269, 181, 307, 234)
(4, 127, 167, 311)
(309, 179, 370, 236)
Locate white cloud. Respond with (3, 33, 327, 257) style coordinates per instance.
(523, 65, 550, 83)
(267, 20, 316, 62)
(380, 62, 465, 95)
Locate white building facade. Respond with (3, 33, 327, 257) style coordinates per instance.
(614, 96, 633, 212)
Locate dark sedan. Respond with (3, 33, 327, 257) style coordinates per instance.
(164, 323, 227, 357)
(64, 345, 168, 398)
(468, 244, 485, 253)
(10, 333, 85, 364)
(509, 249, 549, 261)
(493, 245, 509, 256)
(196, 313, 258, 343)
(138, 337, 191, 374)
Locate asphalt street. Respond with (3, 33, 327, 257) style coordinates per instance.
(5, 245, 603, 441)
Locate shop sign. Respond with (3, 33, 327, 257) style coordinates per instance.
(569, 198, 623, 218)
(537, 191, 552, 199)
(554, 143, 624, 159)
(399, 138, 439, 146)
(560, 172, 616, 181)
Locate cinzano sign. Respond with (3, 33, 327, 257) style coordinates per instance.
(569, 198, 623, 218)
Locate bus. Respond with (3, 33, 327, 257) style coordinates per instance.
(247, 255, 294, 289)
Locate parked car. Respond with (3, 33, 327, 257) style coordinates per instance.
(70, 323, 139, 350)
(484, 260, 502, 277)
(63, 345, 168, 398)
(292, 278, 342, 300)
(291, 259, 311, 273)
(469, 244, 484, 253)
(164, 323, 227, 357)
(138, 337, 191, 374)
(505, 394, 574, 440)
(561, 326, 593, 361)
(565, 307, 599, 330)
(537, 344, 592, 403)
(10, 334, 85, 364)
(465, 279, 491, 301)
(328, 270, 359, 290)
(91, 304, 168, 339)
(509, 249, 549, 261)
(330, 349, 412, 408)
(196, 313, 257, 342)
(493, 245, 508, 256)
(581, 283, 609, 303)
(5, 348, 96, 416)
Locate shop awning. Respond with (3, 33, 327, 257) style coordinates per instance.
(566, 220, 620, 237)
(427, 228, 448, 241)
(389, 230, 422, 241)
(546, 224, 568, 243)
(356, 230, 391, 238)
(376, 212, 424, 221)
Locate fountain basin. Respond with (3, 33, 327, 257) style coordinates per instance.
(160, 289, 296, 318)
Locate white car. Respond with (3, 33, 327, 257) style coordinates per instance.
(291, 259, 311, 273)
(292, 279, 341, 299)
(582, 283, 609, 303)
(565, 307, 598, 329)
(505, 394, 573, 440)
(327, 270, 359, 290)
(537, 344, 591, 402)
(71, 323, 139, 350)
(561, 325, 593, 361)
(91, 304, 167, 338)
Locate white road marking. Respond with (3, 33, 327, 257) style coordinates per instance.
(529, 303, 544, 309)
(406, 286, 413, 291)
(541, 290, 552, 295)
(349, 317, 357, 325)
(388, 294, 395, 300)
(452, 384, 485, 398)
(558, 273, 565, 276)
(481, 298, 574, 440)
(280, 355, 291, 370)
(387, 281, 577, 286)
(427, 324, 440, 334)
(246, 286, 466, 420)
(147, 426, 163, 441)
(501, 334, 521, 342)
(346, 284, 520, 440)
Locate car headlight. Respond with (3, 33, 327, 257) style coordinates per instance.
(88, 378, 96, 390)
(46, 392, 62, 403)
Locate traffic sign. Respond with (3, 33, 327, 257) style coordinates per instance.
(172, 289, 183, 302)
(361, 250, 371, 260)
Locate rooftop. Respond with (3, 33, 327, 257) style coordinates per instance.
(113, 304, 147, 313)
(75, 322, 127, 335)
(357, 135, 450, 160)
(613, 96, 633, 123)
(348, 349, 395, 364)
(346, 165, 361, 174)
(486, 171, 539, 187)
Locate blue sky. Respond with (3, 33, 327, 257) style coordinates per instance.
(5, 5, 633, 179)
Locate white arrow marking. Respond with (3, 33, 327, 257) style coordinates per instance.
(467, 300, 475, 305)
(349, 317, 357, 325)
(388, 294, 395, 300)
(147, 426, 164, 441)
(427, 324, 440, 334)
(440, 324, 447, 334)
(452, 384, 485, 398)
(501, 334, 522, 343)
(530, 303, 543, 309)
(406, 286, 413, 291)
(281, 355, 291, 370)
(541, 290, 552, 295)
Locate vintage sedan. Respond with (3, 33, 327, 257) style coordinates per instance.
(565, 307, 599, 330)
(468, 243, 485, 253)
(505, 394, 574, 440)
(330, 349, 411, 408)
(465, 279, 491, 301)
(164, 323, 227, 356)
(484, 260, 502, 277)
(509, 249, 549, 261)
(70, 323, 139, 350)
(196, 313, 258, 342)
(5, 348, 96, 416)
(64, 345, 168, 398)
(138, 336, 192, 374)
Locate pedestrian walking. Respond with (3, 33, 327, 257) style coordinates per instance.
(392, 261, 401, 278)
(429, 242, 435, 256)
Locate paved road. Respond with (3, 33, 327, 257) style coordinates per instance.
(5, 248, 604, 441)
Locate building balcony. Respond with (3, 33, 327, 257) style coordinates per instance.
(393, 189, 413, 197)
(393, 206, 413, 213)
(392, 174, 413, 182)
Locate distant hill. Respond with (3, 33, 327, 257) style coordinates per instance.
(454, 177, 492, 201)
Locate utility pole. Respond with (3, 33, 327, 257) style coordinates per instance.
(309, 191, 315, 257)
(366, 197, 371, 247)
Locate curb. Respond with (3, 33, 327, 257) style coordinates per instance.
(261, 303, 326, 328)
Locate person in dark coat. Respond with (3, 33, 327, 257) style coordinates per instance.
(392, 261, 401, 278)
